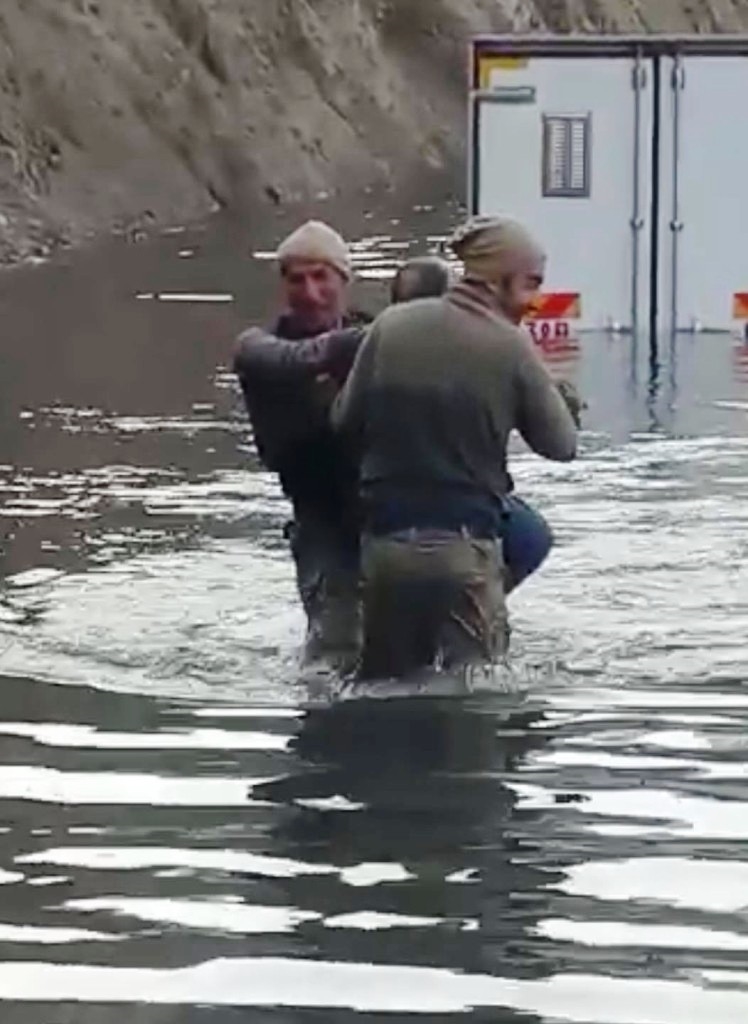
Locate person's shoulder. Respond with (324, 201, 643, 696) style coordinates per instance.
(236, 324, 265, 344)
(233, 325, 264, 370)
(461, 312, 537, 370)
(381, 296, 444, 326)
(485, 316, 535, 354)
(235, 315, 283, 343)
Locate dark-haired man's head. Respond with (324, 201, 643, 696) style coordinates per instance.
(390, 256, 451, 304)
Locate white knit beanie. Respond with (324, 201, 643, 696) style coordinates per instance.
(277, 220, 352, 280)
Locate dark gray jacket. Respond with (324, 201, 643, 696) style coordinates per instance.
(233, 315, 367, 523)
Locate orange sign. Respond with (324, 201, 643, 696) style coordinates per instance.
(733, 293, 748, 320)
(526, 292, 581, 321)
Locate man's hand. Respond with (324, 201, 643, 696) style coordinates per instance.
(555, 379, 586, 429)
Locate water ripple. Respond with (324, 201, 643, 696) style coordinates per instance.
(1, 218, 748, 1021)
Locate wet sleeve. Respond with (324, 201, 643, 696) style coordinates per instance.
(513, 333, 578, 462)
(232, 327, 363, 383)
(330, 321, 380, 438)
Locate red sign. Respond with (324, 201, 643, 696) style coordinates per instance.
(527, 320, 574, 342)
(526, 293, 581, 321)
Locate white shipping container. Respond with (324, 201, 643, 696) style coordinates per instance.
(468, 36, 748, 338)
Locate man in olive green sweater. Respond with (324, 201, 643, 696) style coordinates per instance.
(332, 216, 578, 680)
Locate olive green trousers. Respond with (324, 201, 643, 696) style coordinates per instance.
(358, 528, 508, 681)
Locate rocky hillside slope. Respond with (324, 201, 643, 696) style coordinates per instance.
(2, 0, 748, 262)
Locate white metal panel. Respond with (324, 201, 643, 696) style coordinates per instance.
(474, 57, 652, 333)
(658, 56, 748, 333)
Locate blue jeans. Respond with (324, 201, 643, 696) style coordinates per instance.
(501, 495, 554, 592)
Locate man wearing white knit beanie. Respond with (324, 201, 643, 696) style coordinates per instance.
(234, 220, 370, 671)
(277, 220, 352, 283)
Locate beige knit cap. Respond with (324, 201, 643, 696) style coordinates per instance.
(450, 215, 545, 281)
(276, 220, 352, 280)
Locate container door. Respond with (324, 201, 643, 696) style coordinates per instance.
(472, 54, 653, 334)
(659, 54, 748, 334)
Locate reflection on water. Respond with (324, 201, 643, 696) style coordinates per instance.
(0, 207, 748, 1021)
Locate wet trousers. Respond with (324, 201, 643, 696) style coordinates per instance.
(358, 529, 508, 681)
(286, 514, 360, 670)
(286, 495, 552, 675)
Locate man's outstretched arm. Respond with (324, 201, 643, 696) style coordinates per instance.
(514, 331, 578, 462)
(233, 326, 364, 385)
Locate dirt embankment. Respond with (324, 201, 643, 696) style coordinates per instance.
(1, 0, 747, 263)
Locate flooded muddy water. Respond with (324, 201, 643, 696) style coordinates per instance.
(1, 205, 748, 1022)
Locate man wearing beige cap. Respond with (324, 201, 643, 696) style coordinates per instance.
(234, 220, 369, 670)
(332, 215, 579, 680)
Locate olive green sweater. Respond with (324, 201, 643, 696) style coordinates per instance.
(331, 278, 577, 503)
